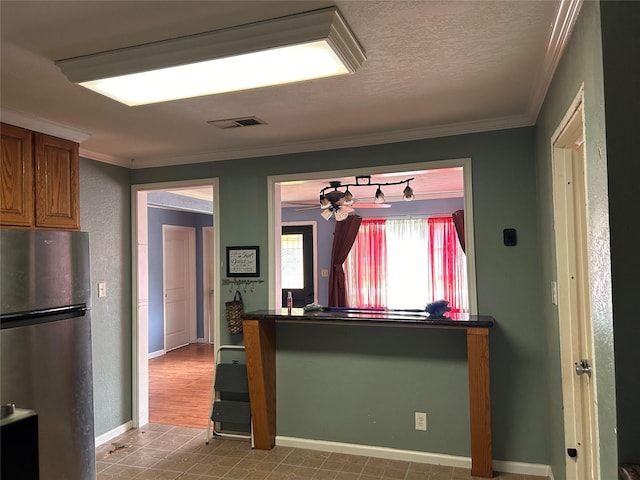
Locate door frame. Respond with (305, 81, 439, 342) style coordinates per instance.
(551, 86, 600, 479)
(281, 221, 318, 305)
(131, 178, 220, 428)
(267, 159, 477, 311)
(162, 224, 197, 351)
(202, 226, 215, 344)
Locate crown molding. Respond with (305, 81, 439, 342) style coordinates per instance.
(79, 147, 134, 168)
(131, 113, 533, 169)
(528, 0, 583, 121)
(0, 108, 91, 143)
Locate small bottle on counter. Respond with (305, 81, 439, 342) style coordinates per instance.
(287, 291, 293, 313)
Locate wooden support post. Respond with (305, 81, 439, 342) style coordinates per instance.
(467, 327, 493, 477)
(243, 318, 276, 450)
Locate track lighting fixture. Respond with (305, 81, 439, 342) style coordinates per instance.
(318, 175, 415, 221)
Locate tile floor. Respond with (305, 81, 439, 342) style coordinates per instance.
(96, 424, 548, 480)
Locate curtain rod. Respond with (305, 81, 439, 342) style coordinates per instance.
(359, 213, 455, 220)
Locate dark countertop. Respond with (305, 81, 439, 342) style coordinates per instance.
(242, 308, 494, 329)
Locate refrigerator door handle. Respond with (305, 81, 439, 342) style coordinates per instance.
(1, 304, 88, 329)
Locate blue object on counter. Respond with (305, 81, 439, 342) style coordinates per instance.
(425, 300, 451, 317)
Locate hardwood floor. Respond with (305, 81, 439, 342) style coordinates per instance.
(149, 343, 215, 428)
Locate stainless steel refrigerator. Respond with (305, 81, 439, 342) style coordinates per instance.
(1, 229, 96, 480)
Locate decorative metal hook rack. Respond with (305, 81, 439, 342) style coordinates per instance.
(223, 278, 264, 294)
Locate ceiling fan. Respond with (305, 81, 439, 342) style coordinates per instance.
(288, 184, 392, 211)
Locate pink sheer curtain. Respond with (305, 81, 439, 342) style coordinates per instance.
(345, 216, 467, 312)
(345, 219, 387, 308)
(427, 216, 467, 313)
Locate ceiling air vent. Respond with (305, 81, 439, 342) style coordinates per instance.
(208, 116, 266, 129)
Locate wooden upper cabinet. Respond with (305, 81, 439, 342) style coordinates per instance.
(1, 124, 34, 227)
(34, 133, 80, 230)
(1, 123, 80, 230)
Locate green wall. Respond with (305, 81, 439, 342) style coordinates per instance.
(79, 158, 132, 436)
(534, 2, 618, 478)
(600, 0, 640, 464)
(132, 126, 550, 463)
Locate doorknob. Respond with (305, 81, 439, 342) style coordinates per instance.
(575, 359, 592, 378)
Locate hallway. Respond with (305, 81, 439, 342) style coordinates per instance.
(149, 343, 215, 428)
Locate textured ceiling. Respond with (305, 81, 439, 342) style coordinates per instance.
(0, 0, 578, 172)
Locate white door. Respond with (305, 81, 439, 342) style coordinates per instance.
(203, 226, 214, 344)
(552, 96, 600, 480)
(163, 225, 196, 351)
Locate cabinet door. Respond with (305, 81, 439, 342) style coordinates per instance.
(34, 133, 80, 230)
(1, 123, 34, 227)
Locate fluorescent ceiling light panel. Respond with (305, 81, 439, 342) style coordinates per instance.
(81, 41, 348, 106)
(56, 7, 365, 106)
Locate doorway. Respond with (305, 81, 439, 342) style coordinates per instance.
(281, 223, 317, 307)
(551, 89, 600, 479)
(131, 179, 220, 428)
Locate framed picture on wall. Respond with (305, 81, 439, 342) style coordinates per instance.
(226, 246, 260, 277)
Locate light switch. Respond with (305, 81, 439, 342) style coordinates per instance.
(503, 228, 517, 246)
(98, 282, 107, 298)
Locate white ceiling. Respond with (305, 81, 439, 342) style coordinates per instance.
(1, 0, 579, 174)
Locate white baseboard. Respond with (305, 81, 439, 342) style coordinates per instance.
(276, 436, 552, 477)
(197, 337, 206, 343)
(493, 459, 553, 478)
(94, 421, 133, 447)
(148, 349, 165, 360)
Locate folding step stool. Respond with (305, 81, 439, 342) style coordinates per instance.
(206, 345, 253, 444)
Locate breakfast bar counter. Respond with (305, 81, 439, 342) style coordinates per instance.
(241, 309, 495, 478)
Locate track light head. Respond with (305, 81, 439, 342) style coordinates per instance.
(403, 183, 414, 201)
(374, 186, 385, 203)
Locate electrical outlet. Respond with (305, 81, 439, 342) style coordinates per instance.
(415, 412, 427, 431)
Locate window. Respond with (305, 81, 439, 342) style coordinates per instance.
(281, 233, 304, 289)
(344, 217, 468, 312)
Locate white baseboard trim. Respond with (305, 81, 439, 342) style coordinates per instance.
(276, 436, 552, 477)
(148, 349, 165, 360)
(197, 337, 206, 343)
(94, 421, 133, 447)
(277, 436, 469, 468)
(493, 459, 553, 478)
